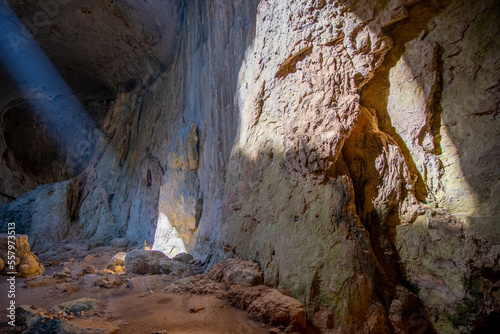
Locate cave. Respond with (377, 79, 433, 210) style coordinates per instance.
(0, 0, 499, 333)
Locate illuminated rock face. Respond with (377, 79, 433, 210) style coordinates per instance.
(0, 234, 44, 277)
(0, 0, 499, 332)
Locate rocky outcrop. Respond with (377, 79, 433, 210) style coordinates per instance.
(0, 0, 498, 333)
(166, 258, 306, 331)
(0, 182, 79, 252)
(19, 298, 119, 334)
(0, 234, 44, 277)
(248, 289, 307, 332)
(207, 258, 263, 287)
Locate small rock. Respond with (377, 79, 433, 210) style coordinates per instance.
(189, 306, 205, 313)
(95, 274, 123, 289)
(108, 252, 127, 268)
(269, 329, 280, 334)
(53, 270, 71, 279)
(81, 274, 100, 287)
(107, 252, 127, 273)
(173, 252, 194, 264)
(24, 276, 61, 289)
(71, 265, 96, 278)
(110, 238, 129, 248)
(60, 283, 80, 294)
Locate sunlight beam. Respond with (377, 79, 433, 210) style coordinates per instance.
(0, 1, 102, 163)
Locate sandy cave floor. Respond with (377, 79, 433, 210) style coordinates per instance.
(0, 244, 316, 334)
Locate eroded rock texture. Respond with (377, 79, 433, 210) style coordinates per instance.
(0, 0, 499, 333)
(0, 234, 44, 277)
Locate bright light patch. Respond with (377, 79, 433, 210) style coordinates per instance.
(152, 213, 187, 257)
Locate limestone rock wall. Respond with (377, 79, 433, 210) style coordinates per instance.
(0, 0, 499, 333)
(205, 0, 500, 332)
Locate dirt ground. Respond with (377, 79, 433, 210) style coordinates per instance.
(0, 244, 317, 334)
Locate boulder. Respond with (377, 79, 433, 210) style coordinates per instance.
(207, 258, 263, 286)
(51, 298, 102, 317)
(25, 317, 80, 334)
(15, 305, 46, 326)
(124, 250, 168, 274)
(124, 249, 191, 275)
(173, 252, 194, 264)
(248, 289, 306, 332)
(22, 298, 116, 334)
(159, 258, 192, 276)
(0, 234, 44, 277)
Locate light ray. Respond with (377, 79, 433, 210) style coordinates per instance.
(0, 1, 102, 165)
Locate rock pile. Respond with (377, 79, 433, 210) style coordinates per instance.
(17, 298, 118, 334)
(167, 258, 307, 332)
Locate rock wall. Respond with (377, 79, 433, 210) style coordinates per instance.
(0, 0, 499, 333)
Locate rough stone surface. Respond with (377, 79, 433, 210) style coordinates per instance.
(0, 234, 44, 277)
(51, 298, 102, 316)
(207, 258, 264, 287)
(0, 182, 78, 252)
(15, 305, 46, 326)
(124, 250, 168, 275)
(165, 274, 228, 299)
(173, 252, 194, 264)
(248, 289, 307, 332)
(123, 249, 191, 276)
(20, 298, 118, 334)
(25, 317, 119, 334)
(227, 285, 267, 311)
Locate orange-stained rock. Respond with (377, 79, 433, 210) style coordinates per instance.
(0, 234, 44, 278)
(248, 289, 306, 332)
(207, 258, 263, 287)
